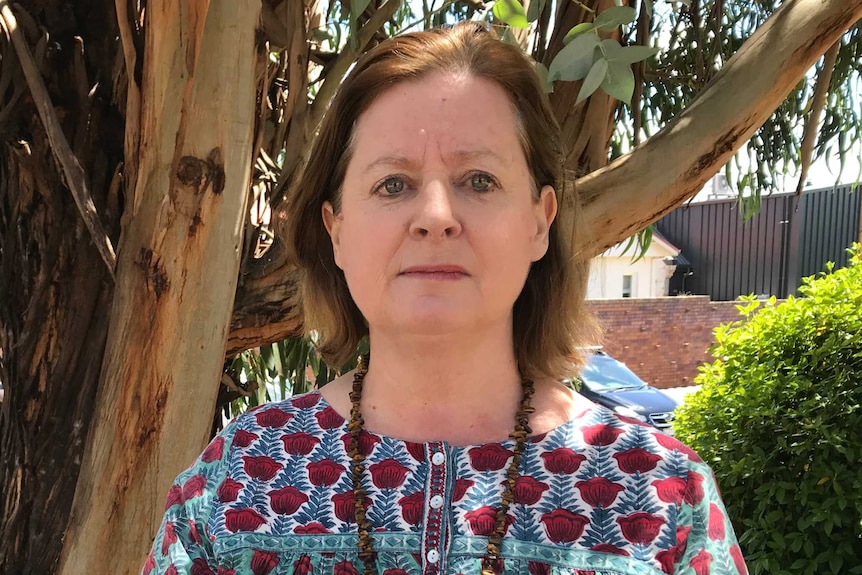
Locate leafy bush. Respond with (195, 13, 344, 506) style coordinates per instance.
(674, 245, 862, 575)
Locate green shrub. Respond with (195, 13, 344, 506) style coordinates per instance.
(674, 245, 862, 575)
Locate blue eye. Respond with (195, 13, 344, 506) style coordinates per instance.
(380, 176, 405, 195)
(470, 173, 495, 191)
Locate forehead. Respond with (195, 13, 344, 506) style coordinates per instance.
(350, 72, 525, 166)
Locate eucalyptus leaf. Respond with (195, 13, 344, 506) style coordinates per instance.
(563, 23, 595, 45)
(594, 5, 637, 31)
(526, 0, 547, 23)
(577, 58, 608, 104)
(611, 45, 661, 64)
(350, 0, 371, 19)
(534, 62, 554, 93)
(548, 32, 600, 82)
(493, 0, 530, 29)
(602, 60, 635, 105)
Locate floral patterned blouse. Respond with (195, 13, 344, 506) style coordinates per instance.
(143, 391, 748, 575)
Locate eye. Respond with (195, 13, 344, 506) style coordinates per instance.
(377, 176, 405, 196)
(469, 172, 496, 192)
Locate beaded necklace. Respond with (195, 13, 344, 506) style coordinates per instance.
(346, 356, 536, 575)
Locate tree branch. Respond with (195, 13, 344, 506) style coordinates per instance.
(0, 0, 117, 279)
(795, 40, 840, 199)
(570, 0, 862, 258)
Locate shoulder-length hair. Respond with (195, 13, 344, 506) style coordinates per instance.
(282, 22, 597, 379)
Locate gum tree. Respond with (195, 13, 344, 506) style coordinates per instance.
(1, 0, 860, 573)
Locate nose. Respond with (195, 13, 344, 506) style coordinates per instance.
(409, 179, 462, 240)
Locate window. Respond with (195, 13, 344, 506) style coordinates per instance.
(622, 274, 634, 298)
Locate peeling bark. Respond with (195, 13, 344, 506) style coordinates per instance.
(57, 0, 262, 572)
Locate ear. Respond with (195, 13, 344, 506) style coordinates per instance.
(322, 201, 344, 269)
(530, 185, 557, 261)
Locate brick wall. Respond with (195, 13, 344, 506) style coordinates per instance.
(585, 297, 746, 389)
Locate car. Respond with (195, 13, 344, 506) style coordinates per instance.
(571, 350, 679, 435)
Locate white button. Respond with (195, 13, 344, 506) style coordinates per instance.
(431, 452, 445, 466)
(426, 549, 440, 564)
(429, 495, 444, 509)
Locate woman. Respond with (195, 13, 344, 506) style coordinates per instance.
(144, 22, 747, 575)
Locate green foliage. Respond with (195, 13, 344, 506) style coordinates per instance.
(224, 336, 368, 420)
(674, 245, 862, 575)
(548, 4, 657, 105)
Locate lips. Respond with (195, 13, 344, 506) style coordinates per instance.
(400, 265, 468, 279)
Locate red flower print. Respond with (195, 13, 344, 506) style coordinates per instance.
(165, 566, 178, 575)
(188, 519, 203, 545)
(294, 522, 331, 534)
(269, 485, 309, 515)
(575, 477, 624, 508)
(224, 508, 266, 532)
(675, 525, 692, 561)
(405, 441, 425, 462)
(315, 406, 344, 430)
(340, 430, 380, 457)
(292, 393, 321, 409)
(233, 429, 259, 448)
(334, 560, 359, 575)
(332, 491, 371, 523)
(683, 471, 705, 505)
(254, 407, 293, 428)
(453, 478, 474, 502)
(690, 549, 713, 575)
(656, 549, 676, 574)
(161, 521, 177, 555)
(217, 568, 237, 575)
(281, 432, 321, 456)
(383, 570, 408, 575)
(191, 558, 215, 575)
(581, 424, 624, 446)
(652, 476, 687, 504)
(591, 543, 629, 556)
(369, 458, 410, 489)
(165, 484, 183, 510)
(654, 433, 703, 463)
(708, 502, 726, 541)
(217, 477, 244, 503)
(202, 436, 225, 463)
(307, 459, 345, 486)
(540, 509, 590, 543)
(730, 544, 748, 575)
(293, 555, 313, 575)
(143, 552, 155, 574)
(467, 444, 513, 471)
(510, 476, 549, 505)
(541, 448, 586, 474)
(243, 455, 283, 481)
(250, 549, 279, 575)
(613, 448, 662, 474)
(398, 491, 425, 525)
(617, 512, 666, 545)
(528, 561, 550, 575)
(465, 506, 514, 536)
(182, 474, 207, 502)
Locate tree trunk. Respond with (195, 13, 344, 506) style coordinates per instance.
(57, 0, 261, 572)
(0, 1, 122, 572)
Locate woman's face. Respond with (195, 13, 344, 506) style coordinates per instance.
(323, 72, 556, 338)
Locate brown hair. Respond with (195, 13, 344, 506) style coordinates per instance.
(283, 22, 596, 379)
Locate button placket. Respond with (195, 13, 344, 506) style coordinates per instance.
(422, 443, 448, 575)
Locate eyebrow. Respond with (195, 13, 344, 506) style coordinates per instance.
(363, 148, 507, 174)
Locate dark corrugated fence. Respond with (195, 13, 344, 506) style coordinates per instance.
(657, 185, 860, 301)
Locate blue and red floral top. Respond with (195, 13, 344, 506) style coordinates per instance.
(143, 390, 747, 575)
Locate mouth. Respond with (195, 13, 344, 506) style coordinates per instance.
(400, 265, 469, 280)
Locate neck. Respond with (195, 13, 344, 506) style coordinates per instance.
(358, 324, 525, 443)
